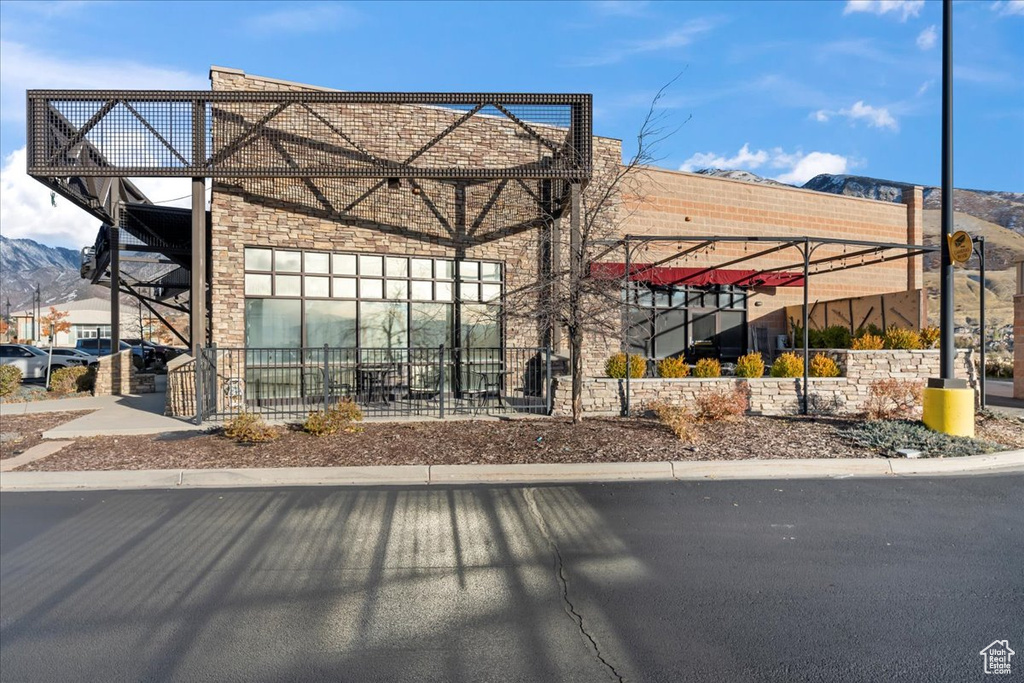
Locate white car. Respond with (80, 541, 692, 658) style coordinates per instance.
(0, 344, 88, 379)
(50, 347, 101, 366)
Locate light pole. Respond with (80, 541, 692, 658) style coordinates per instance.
(922, 0, 974, 436)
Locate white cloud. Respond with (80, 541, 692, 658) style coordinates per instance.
(812, 100, 899, 131)
(572, 18, 716, 66)
(916, 24, 937, 50)
(678, 143, 770, 172)
(916, 79, 935, 96)
(990, 1, 1024, 17)
(773, 152, 849, 185)
(679, 144, 851, 185)
(243, 3, 360, 34)
(843, 0, 925, 21)
(0, 146, 198, 249)
(0, 41, 206, 123)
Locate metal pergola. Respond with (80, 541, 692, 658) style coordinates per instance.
(597, 234, 949, 415)
(25, 88, 594, 357)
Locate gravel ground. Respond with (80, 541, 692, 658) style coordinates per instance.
(0, 411, 94, 459)
(976, 412, 1024, 449)
(15, 413, 1022, 473)
(19, 415, 880, 471)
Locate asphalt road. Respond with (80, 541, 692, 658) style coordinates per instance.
(1, 476, 1021, 682)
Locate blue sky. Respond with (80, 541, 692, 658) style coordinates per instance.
(1, 0, 1021, 248)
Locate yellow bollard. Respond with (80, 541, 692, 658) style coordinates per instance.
(922, 387, 975, 437)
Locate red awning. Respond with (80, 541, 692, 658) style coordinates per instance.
(591, 262, 805, 287)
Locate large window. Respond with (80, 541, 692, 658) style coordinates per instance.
(625, 284, 747, 362)
(243, 247, 502, 350)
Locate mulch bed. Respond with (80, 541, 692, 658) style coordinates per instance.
(977, 413, 1024, 449)
(20, 415, 890, 472)
(0, 411, 94, 459)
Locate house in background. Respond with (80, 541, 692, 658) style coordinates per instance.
(10, 297, 122, 346)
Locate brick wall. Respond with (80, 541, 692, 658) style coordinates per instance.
(620, 168, 922, 340)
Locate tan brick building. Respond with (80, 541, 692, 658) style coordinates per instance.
(201, 68, 923, 397)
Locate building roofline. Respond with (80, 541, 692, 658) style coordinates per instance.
(637, 165, 920, 209)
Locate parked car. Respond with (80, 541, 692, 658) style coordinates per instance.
(139, 340, 184, 365)
(0, 344, 88, 379)
(121, 339, 159, 366)
(50, 347, 101, 366)
(75, 338, 146, 369)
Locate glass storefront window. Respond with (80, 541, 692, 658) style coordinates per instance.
(359, 254, 383, 277)
(244, 248, 272, 271)
(304, 252, 330, 274)
(360, 302, 408, 349)
(275, 251, 301, 272)
(276, 275, 301, 296)
(333, 254, 356, 275)
(305, 300, 357, 348)
(244, 248, 504, 352)
(305, 276, 330, 298)
(245, 273, 272, 296)
(245, 299, 301, 348)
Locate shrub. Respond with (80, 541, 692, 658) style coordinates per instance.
(769, 352, 804, 378)
(856, 323, 884, 338)
(694, 384, 748, 421)
(843, 419, 1001, 458)
(809, 353, 840, 378)
(919, 326, 940, 349)
(790, 324, 851, 349)
(851, 333, 884, 350)
(693, 358, 721, 378)
(649, 401, 697, 442)
(303, 398, 364, 436)
(863, 378, 924, 420)
(605, 352, 646, 379)
(223, 412, 279, 443)
(734, 352, 765, 378)
(48, 365, 95, 394)
(656, 356, 690, 378)
(0, 365, 22, 397)
(883, 326, 921, 350)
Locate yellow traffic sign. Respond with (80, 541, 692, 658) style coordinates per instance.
(948, 230, 973, 265)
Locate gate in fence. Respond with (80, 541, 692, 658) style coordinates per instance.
(194, 344, 552, 423)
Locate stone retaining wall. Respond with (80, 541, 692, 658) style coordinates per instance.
(165, 354, 196, 418)
(552, 349, 975, 417)
(92, 350, 157, 397)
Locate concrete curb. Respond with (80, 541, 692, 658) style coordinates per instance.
(1, 450, 1020, 492)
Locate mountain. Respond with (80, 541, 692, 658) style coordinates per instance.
(802, 174, 1024, 235)
(0, 236, 109, 312)
(694, 168, 791, 187)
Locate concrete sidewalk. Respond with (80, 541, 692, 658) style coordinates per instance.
(1, 393, 203, 438)
(2, 449, 1020, 491)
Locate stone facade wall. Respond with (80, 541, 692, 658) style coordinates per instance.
(552, 349, 974, 417)
(165, 354, 196, 417)
(92, 350, 156, 396)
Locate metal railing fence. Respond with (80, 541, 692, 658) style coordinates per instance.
(195, 344, 551, 422)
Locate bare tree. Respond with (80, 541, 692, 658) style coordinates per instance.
(506, 80, 684, 423)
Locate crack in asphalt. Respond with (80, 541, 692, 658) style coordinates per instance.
(523, 487, 625, 683)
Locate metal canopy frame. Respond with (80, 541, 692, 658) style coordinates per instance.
(26, 88, 594, 363)
(595, 234, 940, 416)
